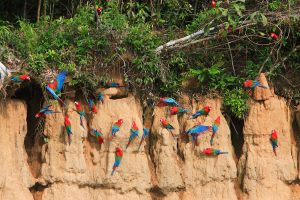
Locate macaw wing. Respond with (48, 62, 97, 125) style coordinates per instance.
(88, 99, 93, 108)
(166, 124, 175, 129)
(212, 125, 219, 134)
(163, 98, 176, 104)
(39, 105, 51, 113)
(143, 128, 149, 138)
(187, 125, 210, 134)
(112, 125, 120, 134)
(55, 71, 67, 92)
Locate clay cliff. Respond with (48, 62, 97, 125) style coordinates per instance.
(0, 87, 299, 200)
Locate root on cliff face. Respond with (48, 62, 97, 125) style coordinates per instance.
(13, 82, 45, 178)
(228, 116, 244, 160)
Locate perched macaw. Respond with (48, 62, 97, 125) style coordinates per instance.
(138, 128, 149, 151)
(110, 119, 124, 141)
(170, 106, 190, 116)
(202, 148, 228, 156)
(270, 32, 279, 40)
(64, 116, 72, 145)
(212, 0, 217, 8)
(89, 99, 97, 114)
(111, 147, 123, 175)
(97, 7, 103, 15)
(160, 118, 176, 138)
(11, 74, 30, 83)
(186, 124, 212, 146)
(126, 121, 139, 150)
(157, 97, 179, 107)
(97, 92, 104, 103)
(210, 116, 220, 145)
(46, 71, 67, 106)
(189, 106, 211, 120)
(74, 101, 85, 128)
(91, 128, 104, 145)
(243, 80, 268, 89)
(35, 105, 61, 118)
(100, 81, 125, 88)
(270, 129, 278, 156)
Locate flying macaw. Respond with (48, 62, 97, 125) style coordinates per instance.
(35, 105, 61, 118)
(11, 74, 30, 83)
(186, 124, 212, 146)
(111, 147, 123, 175)
(97, 92, 104, 103)
(110, 119, 124, 141)
(138, 128, 149, 151)
(46, 71, 67, 106)
(91, 128, 104, 145)
(189, 106, 211, 120)
(100, 81, 125, 88)
(88, 99, 97, 114)
(210, 116, 220, 145)
(126, 121, 139, 150)
(64, 116, 72, 145)
(270, 129, 278, 156)
(170, 106, 190, 116)
(202, 148, 228, 156)
(74, 101, 85, 128)
(157, 97, 179, 107)
(243, 80, 268, 89)
(160, 118, 176, 138)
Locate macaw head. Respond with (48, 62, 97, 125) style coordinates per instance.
(64, 115, 70, 122)
(203, 148, 211, 154)
(212, 0, 217, 8)
(74, 101, 80, 108)
(20, 75, 30, 80)
(132, 121, 137, 128)
(97, 7, 103, 15)
(204, 106, 211, 113)
(35, 113, 42, 118)
(244, 80, 252, 87)
(117, 119, 124, 125)
(271, 129, 277, 135)
(270, 32, 279, 40)
(116, 147, 122, 152)
(159, 118, 166, 124)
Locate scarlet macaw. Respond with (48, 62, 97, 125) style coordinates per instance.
(270, 129, 278, 156)
(160, 118, 176, 138)
(35, 105, 61, 118)
(170, 106, 190, 116)
(64, 116, 72, 145)
(189, 106, 211, 120)
(46, 71, 67, 106)
(186, 124, 212, 146)
(157, 97, 179, 107)
(111, 147, 123, 175)
(138, 128, 149, 151)
(11, 74, 30, 83)
(210, 116, 220, 145)
(110, 119, 123, 141)
(125, 121, 139, 150)
(74, 101, 85, 128)
(91, 128, 104, 145)
(202, 148, 228, 156)
(243, 80, 268, 89)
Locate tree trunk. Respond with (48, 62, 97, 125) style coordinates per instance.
(23, 0, 27, 19)
(43, 0, 47, 17)
(37, 0, 42, 22)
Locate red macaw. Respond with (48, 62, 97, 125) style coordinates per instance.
(157, 97, 179, 107)
(270, 129, 278, 156)
(88, 99, 97, 114)
(74, 101, 85, 128)
(270, 32, 279, 40)
(91, 128, 104, 145)
(186, 124, 212, 146)
(202, 148, 228, 156)
(210, 116, 220, 145)
(160, 118, 176, 138)
(189, 106, 211, 120)
(11, 74, 30, 82)
(126, 121, 139, 150)
(46, 71, 67, 106)
(243, 80, 268, 89)
(111, 147, 123, 175)
(170, 106, 190, 116)
(138, 128, 149, 151)
(110, 119, 124, 141)
(64, 116, 72, 145)
(35, 105, 61, 118)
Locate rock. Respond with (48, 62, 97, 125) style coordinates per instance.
(0, 100, 35, 200)
(253, 73, 272, 101)
(238, 97, 298, 200)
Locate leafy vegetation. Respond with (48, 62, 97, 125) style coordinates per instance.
(0, 0, 300, 118)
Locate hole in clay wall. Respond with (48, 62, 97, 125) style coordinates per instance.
(229, 116, 244, 159)
(13, 82, 45, 178)
(29, 182, 50, 200)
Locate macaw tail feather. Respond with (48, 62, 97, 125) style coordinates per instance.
(111, 166, 117, 175)
(46, 86, 66, 106)
(110, 135, 115, 141)
(79, 115, 85, 129)
(168, 129, 176, 138)
(273, 150, 277, 156)
(138, 138, 144, 151)
(210, 138, 214, 146)
(258, 85, 269, 89)
(219, 152, 228, 154)
(68, 134, 71, 145)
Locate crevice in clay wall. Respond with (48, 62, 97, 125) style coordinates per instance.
(229, 116, 244, 160)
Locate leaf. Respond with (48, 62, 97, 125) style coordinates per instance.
(233, 4, 242, 16)
(250, 11, 258, 22)
(260, 14, 268, 26)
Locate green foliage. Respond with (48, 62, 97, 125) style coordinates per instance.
(223, 88, 248, 119)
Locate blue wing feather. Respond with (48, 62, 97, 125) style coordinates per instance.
(55, 71, 67, 92)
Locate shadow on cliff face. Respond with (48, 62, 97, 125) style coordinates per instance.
(12, 82, 44, 179)
(228, 116, 244, 159)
